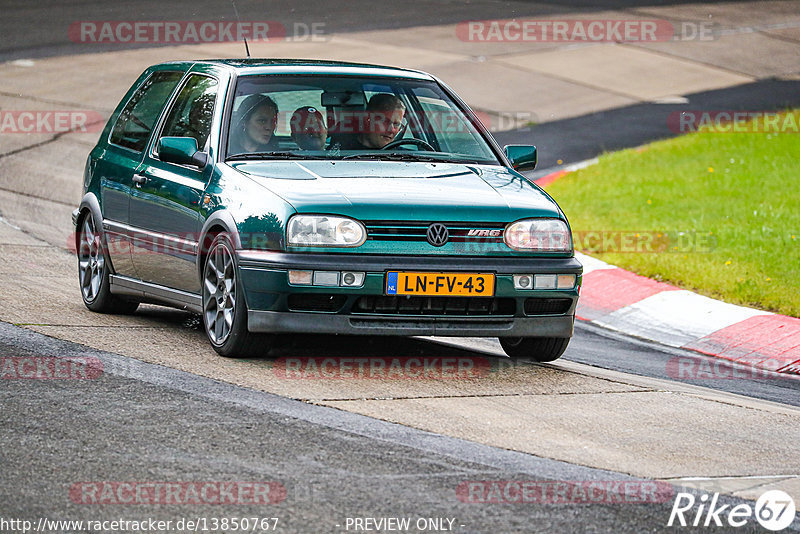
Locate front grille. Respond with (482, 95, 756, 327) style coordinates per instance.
(353, 296, 515, 316)
(365, 221, 505, 243)
(287, 294, 347, 312)
(524, 298, 573, 315)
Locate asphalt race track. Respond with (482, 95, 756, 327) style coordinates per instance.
(0, 324, 710, 534)
(1, 1, 799, 532)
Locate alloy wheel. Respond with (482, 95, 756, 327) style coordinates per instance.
(203, 242, 237, 345)
(78, 216, 105, 303)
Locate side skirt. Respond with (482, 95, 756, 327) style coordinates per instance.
(109, 275, 202, 314)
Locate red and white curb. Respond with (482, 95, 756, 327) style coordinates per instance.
(534, 158, 598, 188)
(575, 253, 800, 376)
(535, 163, 799, 376)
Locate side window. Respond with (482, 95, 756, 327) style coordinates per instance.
(159, 74, 219, 152)
(109, 71, 183, 152)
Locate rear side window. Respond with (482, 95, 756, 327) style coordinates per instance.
(159, 74, 219, 151)
(109, 71, 183, 152)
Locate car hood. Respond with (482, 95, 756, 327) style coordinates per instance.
(228, 160, 562, 222)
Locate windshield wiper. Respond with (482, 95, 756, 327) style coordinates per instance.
(226, 151, 330, 161)
(341, 152, 445, 162)
(341, 152, 487, 164)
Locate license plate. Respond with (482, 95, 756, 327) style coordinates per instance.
(385, 272, 495, 296)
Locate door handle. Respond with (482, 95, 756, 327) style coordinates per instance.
(132, 173, 151, 187)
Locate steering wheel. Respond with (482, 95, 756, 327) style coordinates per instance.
(382, 138, 435, 151)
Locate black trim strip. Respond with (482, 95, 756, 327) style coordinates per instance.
(109, 274, 202, 313)
(104, 219, 199, 255)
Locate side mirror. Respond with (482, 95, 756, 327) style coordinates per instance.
(158, 137, 208, 168)
(504, 145, 537, 172)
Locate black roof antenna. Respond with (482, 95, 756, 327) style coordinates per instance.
(231, 0, 251, 58)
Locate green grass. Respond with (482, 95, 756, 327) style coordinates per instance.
(545, 112, 800, 317)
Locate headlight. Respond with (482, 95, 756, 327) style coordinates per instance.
(287, 215, 366, 247)
(504, 218, 572, 252)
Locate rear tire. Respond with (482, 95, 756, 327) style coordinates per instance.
(202, 233, 271, 358)
(499, 336, 570, 362)
(77, 212, 139, 315)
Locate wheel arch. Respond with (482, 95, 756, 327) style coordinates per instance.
(197, 210, 240, 281)
(74, 193, 103, 259)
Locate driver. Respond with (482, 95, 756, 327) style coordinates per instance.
(331, 93, 405, 150)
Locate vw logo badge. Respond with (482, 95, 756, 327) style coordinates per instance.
(426, 223, 449, 247)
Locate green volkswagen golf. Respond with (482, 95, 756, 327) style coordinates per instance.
(73, 59, 582, 360)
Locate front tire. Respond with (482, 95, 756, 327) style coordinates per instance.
(77, 212, 138, 314)
(202, 233, 269, 358)
(499, 336, 570, 362)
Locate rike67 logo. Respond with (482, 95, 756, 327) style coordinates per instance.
(668, 490, 796, 531)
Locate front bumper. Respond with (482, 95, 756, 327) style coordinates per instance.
(238, 251, 582, 338)
(248, 310, 574, 337)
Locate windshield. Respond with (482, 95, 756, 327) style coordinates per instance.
(226, 74, 501, 165)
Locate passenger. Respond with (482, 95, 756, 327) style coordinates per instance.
(290, 106, 328, 150)
(229, 94, 278, 154)
(331, 93, 405, 150)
